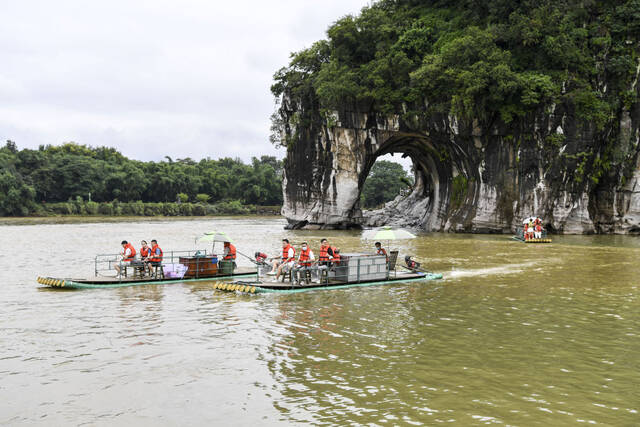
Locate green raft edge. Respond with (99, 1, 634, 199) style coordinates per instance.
(252, 273, 444, 294)
(46, 272, 258, 289)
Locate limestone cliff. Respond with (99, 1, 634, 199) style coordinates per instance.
(272, 1, 640, 234)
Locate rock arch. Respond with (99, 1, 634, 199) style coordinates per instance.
(278, 98, 640, 233)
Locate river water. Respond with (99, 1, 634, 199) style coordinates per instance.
(1, 217, 638, 425)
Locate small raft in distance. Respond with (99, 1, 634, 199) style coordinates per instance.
(513, 216, 552, 243)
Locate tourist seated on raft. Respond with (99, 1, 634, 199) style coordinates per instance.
(114, 240, 136, 277)
(292, 242, 315, 285)
(317, 238, 336, 273)
(332, 248, 341, 265)
(146, 239, 163, 277)
(405, 255, 420, 272)
(139, 240, 151, 275)
(270, 239, 295, 279)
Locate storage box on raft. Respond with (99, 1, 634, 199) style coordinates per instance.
(218, 260, 235, 275)
(331, 253, 388, 282)
(163, 263, 188, 279)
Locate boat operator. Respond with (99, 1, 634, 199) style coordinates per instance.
(375, 242, 388, 261)
(222, 241, 236, 263)
(114, 240, 136, 277)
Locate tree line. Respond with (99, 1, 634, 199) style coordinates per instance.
(0, 141, 284, 216)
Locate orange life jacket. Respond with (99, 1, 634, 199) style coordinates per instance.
(282, 244, 295, 262)
(150, 244, 163, 262)
(332, 252, 341, 264)
(123, 243, 136, 262)
(319, 244, 329, 261)
(223, 243, 236, 260)
(299, 247, 312, 267)
(140, 247, 150, 258)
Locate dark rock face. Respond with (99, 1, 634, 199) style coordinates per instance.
(277, 87, 640, 234)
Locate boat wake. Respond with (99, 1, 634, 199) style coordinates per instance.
(448, 261, 538, 279)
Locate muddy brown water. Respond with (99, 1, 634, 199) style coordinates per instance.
(1, 217, 638, 425)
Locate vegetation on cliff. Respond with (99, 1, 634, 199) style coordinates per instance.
(271, 0, 640, 193)
(273, 0, 639, 127)
(0, 141, 283, 216)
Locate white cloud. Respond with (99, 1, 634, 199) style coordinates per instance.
(0, 0, 370, 161)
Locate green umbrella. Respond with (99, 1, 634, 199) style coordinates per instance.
(197, 231, 233, 255)
(198, 230, 233, 243)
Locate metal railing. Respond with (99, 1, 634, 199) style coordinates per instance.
(94, 249, 219, 281)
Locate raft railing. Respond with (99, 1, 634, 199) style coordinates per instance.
(94, 249, 216, 281)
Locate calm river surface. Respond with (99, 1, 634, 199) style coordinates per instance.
(1, 217, 639, 425)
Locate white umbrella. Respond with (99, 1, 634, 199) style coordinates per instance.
(361, 226, 417, 241)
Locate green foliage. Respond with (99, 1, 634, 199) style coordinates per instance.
(0, 141, 284, 216)
(195, 193, 210, 204)
(272, 0, 639, 133)
(360, 160, 412, 208)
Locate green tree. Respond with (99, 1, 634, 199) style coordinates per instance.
(361, 160, 412, 208)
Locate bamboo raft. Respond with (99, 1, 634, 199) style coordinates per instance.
(37, 267, 257, 289)
(512, 226, 552, 243)
(37, 249, 257, 289)
(209, 270, 443, 294)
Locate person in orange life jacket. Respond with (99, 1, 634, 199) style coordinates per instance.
(316, 238, 336, 277)
(146, 239, 163, 276)
(332, 248, 341, 265)
(405, 255, 420, 272)
(223, 241, 236, 261)
(318, 238, 336, 266)
(375, 242, 388, 261)
(292, 242, 315, 285)
(534, 223, 543, 239)
(273, 239, 296, 279)
(114, 240, 136, 277)
(139, 240, 151, 276)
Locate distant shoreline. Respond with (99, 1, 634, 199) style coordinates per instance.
(0, 214, 283, 226)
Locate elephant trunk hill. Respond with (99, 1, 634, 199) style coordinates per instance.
(271, 0, 640, 234)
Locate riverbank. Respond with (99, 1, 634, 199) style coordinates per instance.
(0, 214, 282, 226)
(1, 200, 281, 225)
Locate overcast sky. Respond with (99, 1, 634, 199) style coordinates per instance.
(0, 0, 372, 162)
